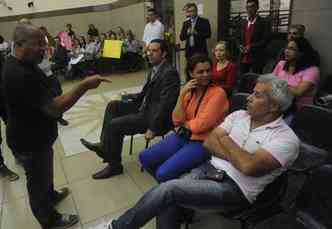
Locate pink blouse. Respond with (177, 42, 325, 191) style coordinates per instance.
(273, 61, 320, 109)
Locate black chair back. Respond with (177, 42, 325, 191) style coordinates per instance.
(230, 93, 249, 113)
(227, 172, 288, 224)
(237, 73, 259, 93)
(290, 105, 332, 152)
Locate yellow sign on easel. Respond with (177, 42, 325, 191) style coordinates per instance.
(102, 40, 123, 59)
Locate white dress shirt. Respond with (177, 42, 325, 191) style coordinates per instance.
(142, 19, 165, 45)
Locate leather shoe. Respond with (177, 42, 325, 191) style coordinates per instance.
(49, 214, 79, 229)
(80, 138, 104, 157)
(52, 187, 70, 206)
(92, 164, 123, 179)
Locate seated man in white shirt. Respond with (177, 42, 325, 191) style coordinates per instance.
(98, 73, 300, 229)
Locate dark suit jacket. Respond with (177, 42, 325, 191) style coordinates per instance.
(130, 61, 180, 134)
(239, 15, 271, 66)
(180, 16, 211, 58)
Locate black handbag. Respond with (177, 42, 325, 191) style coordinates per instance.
(176, 85, 209, 140)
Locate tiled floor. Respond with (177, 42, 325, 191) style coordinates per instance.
(0, 71, 302, 229)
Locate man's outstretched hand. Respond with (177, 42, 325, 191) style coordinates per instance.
(81, 75, 112, 90)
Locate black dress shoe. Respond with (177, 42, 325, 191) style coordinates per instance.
(80, 138, 104, 157)
(92, 164, 123, 180)
(49, 214, 79, 229)
(52, 187, 70, 206)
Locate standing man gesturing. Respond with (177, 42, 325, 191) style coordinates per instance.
(2, 24, 109, 229)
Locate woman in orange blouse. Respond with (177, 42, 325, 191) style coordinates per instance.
(211, 41, 238, 96)
(139, 54, 229, 182)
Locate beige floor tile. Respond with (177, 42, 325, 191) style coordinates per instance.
(1, 197, 40, 229)
(125, 161, 157, 193)
(62, 151, 104, 183)
(1, 195, 80, 229)
(70, 174, 143, 224)
(2, 158, 67, 203)
(2, 175, 27, 204)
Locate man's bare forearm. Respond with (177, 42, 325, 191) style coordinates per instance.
(203, 131, 229, 160)
(218, 136, 257, 175)
(45, 83, 88, 118)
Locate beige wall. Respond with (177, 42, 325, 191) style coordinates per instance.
(0, 2, 146, 42)
(0, 0, 119, 17)
(174, 0, 218, 80)
(292, 0, 332, 77)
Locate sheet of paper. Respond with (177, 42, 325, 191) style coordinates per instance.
(102, 40, 123, 59)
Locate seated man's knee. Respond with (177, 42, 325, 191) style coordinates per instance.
(106, 100, 119, 113)
(156, 167, 177, 183)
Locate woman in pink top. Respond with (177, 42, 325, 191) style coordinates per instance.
(211, 41, 238, 96)
(273, 37, 320, 110)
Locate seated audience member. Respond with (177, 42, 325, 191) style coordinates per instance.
(139, 54, 229, 182)
(71, 38, 85, 57)
(80, 39, 180, 179)
(51, 36, 69, 71)
(122, 30, 142, 71)
(123, 30, 140, 53)
(117, 26, 126, 41)
(68, 38, 86, 79)
(273, 37, 320, 110)
(212, 41, 238, 96)
(79, 36, 87, 49)
(97, 33, 108, 56)
(87, 24, 99, 37)
(275, 24, 320, 68)
(66, 23, 76, 39)
(83, 35, 99, 75)
(280, 24, 305, 60)
(40, 26, 55, 47)
(100, 74, 299, 229)
(0, 35, 10, 54)
(84, 35, 98, 61)
(108, 31, 118, 40)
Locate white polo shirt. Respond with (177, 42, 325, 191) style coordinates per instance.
(211, 110, 299, 203)
(142, 20, 165, 45)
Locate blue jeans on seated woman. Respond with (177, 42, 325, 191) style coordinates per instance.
(139, 132, 210, 182)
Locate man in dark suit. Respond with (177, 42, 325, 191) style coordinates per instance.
(80, 39, 180, 179)
(239, 0, 271, 75)
(180, 3, 211, 60)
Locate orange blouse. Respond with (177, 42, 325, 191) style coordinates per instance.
(172, 85, 229, 141)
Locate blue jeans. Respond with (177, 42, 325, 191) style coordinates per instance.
(139, 133, 210, 182)
(112, 162, 250, 229)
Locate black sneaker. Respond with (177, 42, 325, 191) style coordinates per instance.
(49, 214, 79, 229)
(52, 187, 70, 206)
(0, 164, 19, 181)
